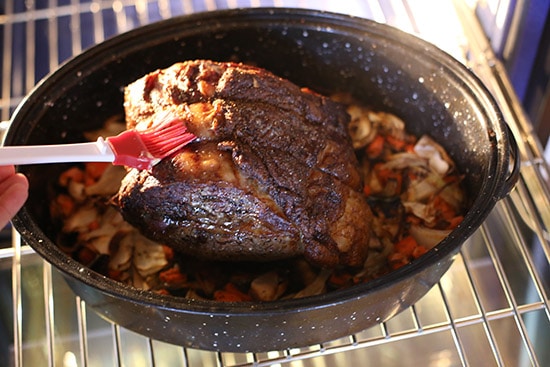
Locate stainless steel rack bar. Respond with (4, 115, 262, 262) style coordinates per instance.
(1, 1, 548, 366)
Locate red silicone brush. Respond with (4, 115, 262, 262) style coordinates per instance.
(0, 113, 196, 170)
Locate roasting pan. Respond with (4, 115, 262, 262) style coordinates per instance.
(4, 8, 518, 352)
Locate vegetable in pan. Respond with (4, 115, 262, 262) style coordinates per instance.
(50, 98, 466, 302)
(49, 62, 467, 302)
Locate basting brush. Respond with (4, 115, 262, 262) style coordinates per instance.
(0, 113, 196, 170)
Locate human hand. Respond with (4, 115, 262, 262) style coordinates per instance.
(0, 165, 29, 229)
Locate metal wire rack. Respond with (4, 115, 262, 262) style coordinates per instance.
(0, 1, 548, 366)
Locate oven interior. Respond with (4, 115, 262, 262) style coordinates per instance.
(0, 1, 549, 366)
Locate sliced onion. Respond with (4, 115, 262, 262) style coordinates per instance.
(409, 224, 452, 249)
(402, 201, 435, 223)
(85, 165, 127, 196)
(62, 204, 98, 233)
(368, 111, 406, 139)
(413, 135, 452, 175)
(439, 181, 465, 211)
(404, 177, 437, 202)
(109, 231, 134, 271)
(133, 234, 169, 277)
(249, 271, 287, 302)
(293, 269, 332, 299)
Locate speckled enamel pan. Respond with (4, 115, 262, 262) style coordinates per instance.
(7, 8, 518, 352)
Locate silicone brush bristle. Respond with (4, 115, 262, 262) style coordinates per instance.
(106, 115, 196, 170)
(140, 118, 197, 158)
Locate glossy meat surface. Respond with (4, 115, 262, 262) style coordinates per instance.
(116, 60, 372, 267)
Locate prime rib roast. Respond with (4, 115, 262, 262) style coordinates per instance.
(115, 60, 373, 268)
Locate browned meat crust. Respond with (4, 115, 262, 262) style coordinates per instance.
(115, 60, 372, 268)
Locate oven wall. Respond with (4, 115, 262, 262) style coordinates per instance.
(476, 0, 550, 157)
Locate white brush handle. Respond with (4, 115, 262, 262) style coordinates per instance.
(0, 137, 116, 165)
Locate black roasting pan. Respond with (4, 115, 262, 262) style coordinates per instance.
(5, 8, 518, 352)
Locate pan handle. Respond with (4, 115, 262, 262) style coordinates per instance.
(497, 124, 520, 200)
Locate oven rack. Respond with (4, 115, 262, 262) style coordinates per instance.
(1, 1, 549, 366)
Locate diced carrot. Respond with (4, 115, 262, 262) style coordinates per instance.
(159, 267, 187, 285)
(404, 143, 416, 153)
(329, 272, 353, 287)
(366, 135, 385, 158)
(85, 162, 110, 182)
(56, 194, 76, 217)
(363, 185, 372, 196)
(225, 282, 252, 299)
(394, 236, 417, 257)
(213, 290, 242, 302)
(155, 289, 171, 295)
(374, 166, 394, 181)
(372, 165, 404, 196)
(412, 245, 428, 259)
(386, 135, 406, 151)
(213, 283, 252, 302)
(387, 252, 408, 270)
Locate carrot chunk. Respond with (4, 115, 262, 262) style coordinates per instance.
(213, 283, 252, 302)
(394, 236, 418, 258)
(366, 135, 385, 158)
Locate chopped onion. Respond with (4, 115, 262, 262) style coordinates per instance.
(368, 111, 406, 139)
(409, 224, 452, 249)
(403, 172, 446, 202)
(402, 201, 435, 223)
(85, 165, 127, 196)
(413, 135, 452, 175)
(293, 269, 332, 299)
(62, 204, 98, 233)
(403, 177, 437, 203)
(439, 181, 465, 212)
(383, 152, 427, 170)
(109, 231, 134, 272)
(133, 234, 169, 277)
(249, 271, 287, 301)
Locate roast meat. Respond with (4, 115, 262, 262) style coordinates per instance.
(115, 60, 372, 268)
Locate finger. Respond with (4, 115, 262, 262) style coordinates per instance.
(0, 173, 29, 229)
(0, 165, 16, 180)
